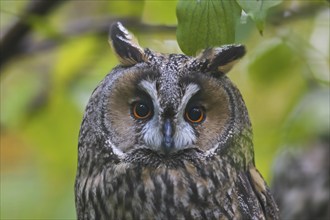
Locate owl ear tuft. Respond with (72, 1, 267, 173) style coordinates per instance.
(197, 45, 246, 74)
(109, 22, 146, 66)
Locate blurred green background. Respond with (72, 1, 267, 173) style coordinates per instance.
(1, 1, 329, 219)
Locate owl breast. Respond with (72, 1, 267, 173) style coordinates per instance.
(79, 156, 245, 219)
(76, 147, 269, 220)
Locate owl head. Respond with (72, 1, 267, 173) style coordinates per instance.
(79, 22, 253, 169)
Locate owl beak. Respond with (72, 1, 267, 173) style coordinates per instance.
(161, 119, 174, 154)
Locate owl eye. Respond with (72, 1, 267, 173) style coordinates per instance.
(185, 106, 205, 124)
(132, 102, 153, 120)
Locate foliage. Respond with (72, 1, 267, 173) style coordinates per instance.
(236, 0, 282, 34)
(176, 0, 283, 55)
(176, 0, 241, 55)
(0, 0, 329, 219)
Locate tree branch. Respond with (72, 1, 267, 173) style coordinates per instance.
(4, 16, 176, 64)
(0, 0, 327, 71)
(0, 0, 65, 69)
(268, 2, 328, 25)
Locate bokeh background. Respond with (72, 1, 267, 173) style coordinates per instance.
(1, 0, 329, 219)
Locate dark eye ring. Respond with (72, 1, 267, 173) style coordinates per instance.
(132, 102, 152, 120)
(185, 106, 205, 124)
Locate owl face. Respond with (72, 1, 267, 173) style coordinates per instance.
(105, 62, 232, 155)
(98, 22, 249, 160)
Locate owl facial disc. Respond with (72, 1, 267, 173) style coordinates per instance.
(104, 22, 248, 158)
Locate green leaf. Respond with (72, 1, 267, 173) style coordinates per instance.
(176, 0, 241, 55)
(236, 0, 282, 34)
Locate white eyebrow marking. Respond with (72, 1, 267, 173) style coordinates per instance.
(178, 84, 200, 115)
(172, 84, 200, 149)
(139, 80, 158, 103)
(138, 80, 161, 114)
(139, 80, 163, 150)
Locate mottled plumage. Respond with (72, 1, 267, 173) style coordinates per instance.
(75, 22, 279, 220)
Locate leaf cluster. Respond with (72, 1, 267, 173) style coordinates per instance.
(177, 0, 282, 55)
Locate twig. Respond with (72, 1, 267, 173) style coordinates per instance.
(4, 16, 176, 64)
(0, 0, 65, 70)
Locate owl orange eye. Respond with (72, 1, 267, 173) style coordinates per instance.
(185, 106, 205, 124)
(132, 102, 152, 120)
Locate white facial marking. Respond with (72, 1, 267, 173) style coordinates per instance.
(106, 138, 125, 158)
(173, 84, 200, 149)
(139, 80, 163, 149)
(139, 80, 159, 111)
(173, 122, 196, 149)
(137, 81, 200, 151)
(142, 119, 162, 150)
(178, 84, 200, 117)
(205, 130, 233, 156)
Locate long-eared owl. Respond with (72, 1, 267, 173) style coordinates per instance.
(75, 22, 279, 220)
